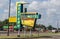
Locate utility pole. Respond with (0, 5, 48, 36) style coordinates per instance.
(7, 0, 11, 36)
(57, 20, 59, 32)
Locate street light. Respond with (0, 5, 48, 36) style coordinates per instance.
(7, 0, 11, 36)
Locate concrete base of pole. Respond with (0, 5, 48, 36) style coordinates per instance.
(7, 34, 9, 36)
(17, 29, 20, 37)
(17, 35, 20, 37)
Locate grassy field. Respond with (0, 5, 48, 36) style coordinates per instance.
(0, 32, 60, 38)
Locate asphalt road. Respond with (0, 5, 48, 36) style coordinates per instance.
(24, 36, 60, 39)
(0, 31, 60, 39)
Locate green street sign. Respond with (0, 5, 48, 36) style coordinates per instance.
(21, 14, 41, 19)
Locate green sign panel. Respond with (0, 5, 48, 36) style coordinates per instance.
(21, 14, 41, 19)
(16, 3, 21, 29)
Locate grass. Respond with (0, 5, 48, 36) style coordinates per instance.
(0, 32, 60, 38)
(0, 36, 18, 38)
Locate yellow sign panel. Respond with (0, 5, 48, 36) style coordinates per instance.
(9, 16, 16, 22)
(9, 16, 35, 27)
(21, 18, 35, 27)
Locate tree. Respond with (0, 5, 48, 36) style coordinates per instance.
(35, 24, 40, 28)
(0, 21, 3, 28)
(40, 24, 46, 30)
(35, 24, 46, 30)
(47, 25, 53, 30)
(2, 19, 8, 26)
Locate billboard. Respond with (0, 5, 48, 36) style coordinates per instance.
(21, 18, 35, 27)
(9, 16, 16, 22)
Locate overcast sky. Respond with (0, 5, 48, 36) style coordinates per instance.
(0, 0, 60, 28)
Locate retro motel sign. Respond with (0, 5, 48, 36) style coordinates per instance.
(9, 12, 41, 23)
(16, 2, 22, 37)
(16, 2, 29, 29)
(9, 13, 41, 28)
(16, 2, 29, 37)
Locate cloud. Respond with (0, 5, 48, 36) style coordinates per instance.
(0, 12, 8, 21)
(0, 0, 8, 9)
(27, 0, 60, 27)
(28, 1, 39, 10)
(0, 0, 16, 21)
(50, 0, 60, 6)
(28, 0, 60, 14)
(0, 0, 60, 27)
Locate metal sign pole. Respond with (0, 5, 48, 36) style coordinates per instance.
(38, 29, 39, 37)
(17, 28, 20, 37)
(7, 0, 11, 36)
(30, 29, 32, 38)
(24, 29, 26, 37)
(23, 26, 26, 37)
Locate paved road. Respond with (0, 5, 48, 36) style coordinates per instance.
(0, 31, 60, 39)
(53, 35, 60, 39)
(35, 35, 60, 39)
(27, 36, 60, 39)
